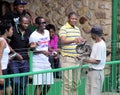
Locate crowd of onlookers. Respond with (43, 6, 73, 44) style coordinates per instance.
(0, 0, 106, 95)
(0, 0, 61, 95)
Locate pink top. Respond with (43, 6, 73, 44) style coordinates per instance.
(48, 35, 58, 53)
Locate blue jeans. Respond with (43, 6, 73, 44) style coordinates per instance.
(8, 60, 29, 95)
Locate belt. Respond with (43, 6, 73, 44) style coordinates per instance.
(88, 68, 103, 71)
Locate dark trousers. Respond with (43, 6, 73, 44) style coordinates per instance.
(49, 56, 61, 78)
(8, 60, 29, 95)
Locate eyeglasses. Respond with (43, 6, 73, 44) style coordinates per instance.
(41, 22, 46, 24)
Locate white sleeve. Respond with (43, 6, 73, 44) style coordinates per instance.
(45, 29, 50, 41)
(29, 33, 36, 44)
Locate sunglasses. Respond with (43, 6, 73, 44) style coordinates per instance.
(40, 22, 46, 24)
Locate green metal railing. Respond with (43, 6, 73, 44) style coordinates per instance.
(111, 0, 120, 91)
(0, 58, 120, 95)
(0, 1, 120, 95)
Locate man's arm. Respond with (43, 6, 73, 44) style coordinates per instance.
(30, 42, 50, 57)
(84, 59, 100, 64)
(60, 36, 83, 45)
(9, 45, 23, 61)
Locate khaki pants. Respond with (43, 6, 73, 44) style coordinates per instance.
(60, 56, 80, 95)
(85, 70, 104, 95)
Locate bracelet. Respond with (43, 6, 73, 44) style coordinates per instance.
(9, 52, 17, 59)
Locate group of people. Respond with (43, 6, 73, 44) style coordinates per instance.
(0, 0, 106, 95)
(59, 12, 106, 95)
(0, 0, 61, 95)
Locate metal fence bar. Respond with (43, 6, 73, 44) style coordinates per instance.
(0, 60, 120, 95)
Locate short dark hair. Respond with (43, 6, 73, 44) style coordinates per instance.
(35, 16, 44, 25)
(68, 12, 78, 18)
(46, 24, 56, 31)
(19, 15, 28, 22)
(0, 20, 12, 35)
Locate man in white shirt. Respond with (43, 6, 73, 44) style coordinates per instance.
(29, 16, 54, 95)
(84, 26, 106, 95)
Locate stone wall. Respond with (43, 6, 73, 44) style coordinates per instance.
(25, 0, 112, 60)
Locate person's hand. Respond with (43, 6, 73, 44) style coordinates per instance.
(76, 56, 82, 60)
(16, 53, 23, 61)
(83, 59, 88, 63)
(41, 51, 50, 57)
(52, 51, 59, 59)
(9, 52, 23, 61)
(30, 42, 37, 48)
(54, 55, 58, 59)
(74, 38, 83, 44)
(0, 78, 4, 85)
(0, 71, 4, 84)
(52, 51, 57, 56)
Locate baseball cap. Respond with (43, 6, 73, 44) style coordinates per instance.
(89, 25, 103, 36)
(14, 0, 27, 6)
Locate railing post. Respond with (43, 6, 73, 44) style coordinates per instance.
(29, 51, 33, 72)
(112, 0, 118, 91)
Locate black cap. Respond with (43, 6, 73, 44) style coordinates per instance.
(14, 0, 27, 6)
(89, 25, 103, 36)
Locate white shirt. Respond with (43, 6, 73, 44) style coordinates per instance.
(0, 38, 10, 70)
(29, 29, 51, 69)
(89, 40, 106, 70)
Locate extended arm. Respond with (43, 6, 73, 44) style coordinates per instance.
(30, 42, 50, 57)
(60, 36, 83, 45)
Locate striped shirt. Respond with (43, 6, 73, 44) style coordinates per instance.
(59, 22, 81, 57)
